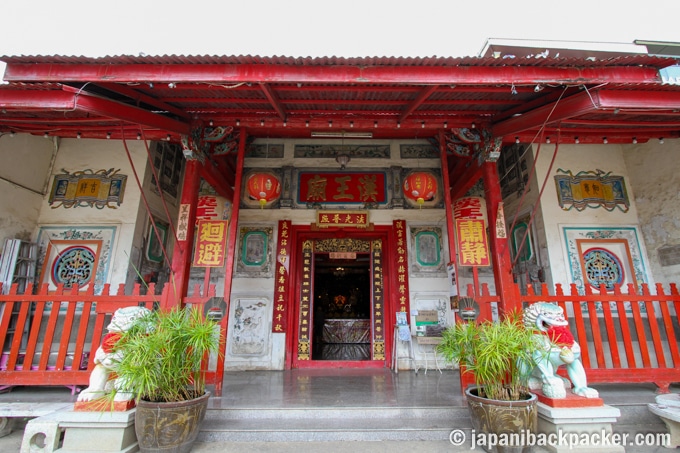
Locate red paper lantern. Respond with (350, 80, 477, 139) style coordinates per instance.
(246, 173, 281, 208)
(402, 172, 437, 207)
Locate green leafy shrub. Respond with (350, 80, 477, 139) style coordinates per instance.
(113, 306, 220, 403)
(436, 312, 539, 401)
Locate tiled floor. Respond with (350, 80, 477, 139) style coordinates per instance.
(214, 369, 465, 409)
(0, 368, 668, 409)
(0, 369, 674, 452)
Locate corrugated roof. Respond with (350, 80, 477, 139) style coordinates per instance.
(1, 53, 675, 69)
(1, 52, 680, 145)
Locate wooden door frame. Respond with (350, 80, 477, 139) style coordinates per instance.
(287, 224, 394, 369)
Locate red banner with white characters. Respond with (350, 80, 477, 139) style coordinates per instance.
(298, 172, 386, 204)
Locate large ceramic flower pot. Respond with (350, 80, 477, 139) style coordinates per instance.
(135, 391, 210, 453)
(465, 387, 537, 453)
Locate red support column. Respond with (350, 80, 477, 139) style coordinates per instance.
(482, 161, 520, 315)
(213, 128, 247, 395)
(168, 159, 201, 309)
(439, 131, 458, 296)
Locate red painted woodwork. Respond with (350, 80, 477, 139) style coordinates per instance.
(465, 281, 680, 393)
(1, 278, 679, 395)
(169, 159, 201, 309)
(298, 172, 387, 204)
(246, 172, 281, 207)
(482, 162, 520, 314)
(3, 63, 661, 86)
(3, 54, 680, 145)
(213, 128, 247, 395)
(0, 282, 223, 394)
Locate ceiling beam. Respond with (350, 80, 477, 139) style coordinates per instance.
(200, 160, 234, 200)
(399, 85, 439, 122)
(0, 89, 76, 109)
(492, 90, 600, 137)
(450, 164, 483, 201)
(0, 89, 191, 135)
(3, 63, 662, 85)
(61, 86, 191, 135)
(259, 83, 287, 121)
(94, 82, 192, 120)
(492, 89, 680, 138)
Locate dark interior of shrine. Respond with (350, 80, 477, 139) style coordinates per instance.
(312, 253, 371, 360)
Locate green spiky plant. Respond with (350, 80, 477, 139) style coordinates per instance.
(112, 306, 220, 403)
(436, 311, 540, 401)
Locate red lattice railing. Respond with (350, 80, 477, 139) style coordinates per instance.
(466, 282, 680, 392)
(0, 281, 222, 394)
(1, 280, 678, 394)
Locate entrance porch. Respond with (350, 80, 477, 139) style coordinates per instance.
(0, 369, 668, 450)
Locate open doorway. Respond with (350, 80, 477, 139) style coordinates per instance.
(312, 253, 371, 361)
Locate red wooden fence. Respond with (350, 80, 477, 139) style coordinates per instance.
(1, 280, 678, 394)
(0, 281, 223, 394)
(467, 282, 680, 392)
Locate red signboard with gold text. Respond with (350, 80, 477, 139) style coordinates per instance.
(298, 172, 386, 204)
(317, 210, 369, 228)
(455, 219, 490, 266)
(192, 220, 228, 267)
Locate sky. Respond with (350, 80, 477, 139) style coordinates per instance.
(1, 0, 680, 58)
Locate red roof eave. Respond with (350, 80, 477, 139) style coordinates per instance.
(3, 63, 663, 86)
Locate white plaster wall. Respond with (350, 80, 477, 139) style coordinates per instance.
(534, 143, 643, 287)
(622, 138, 680, 287)
(37, 138, 147, 287)
(0, 134, 55, 248)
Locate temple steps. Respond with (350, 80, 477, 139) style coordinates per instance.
(198, 406, 472, 442)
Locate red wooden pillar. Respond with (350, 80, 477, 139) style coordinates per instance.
(440, 132, 474, 392)
(168, 158, 201, 309)
(482, 161, 520, 314)
(213, 128, 247, 395)
(439, 131, 458, 296)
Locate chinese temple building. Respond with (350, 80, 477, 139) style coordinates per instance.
(1, 38, 680, 391)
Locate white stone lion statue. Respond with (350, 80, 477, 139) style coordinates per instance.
(523, 302, 599, 399)
(77, 306, 151, 402)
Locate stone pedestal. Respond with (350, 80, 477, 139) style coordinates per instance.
(21, 408, 137, 453)
(537, 403, 624, 453)
(647, 393, 680, 448)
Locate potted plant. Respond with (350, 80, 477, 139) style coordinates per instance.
(437, 312, 540, 453)
(112, 306, 220, 453)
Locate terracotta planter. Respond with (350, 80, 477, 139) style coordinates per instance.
(135, 391, 210, 453)
(465, 387, 537, 453)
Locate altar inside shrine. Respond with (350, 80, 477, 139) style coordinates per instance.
(319, 319, 371, 360)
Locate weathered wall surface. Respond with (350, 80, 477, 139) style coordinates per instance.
(36, 138, 147, 287)
(622, 138, 680, 287)
(0, 134, 55, 248)
(533, 143, 645, 288)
